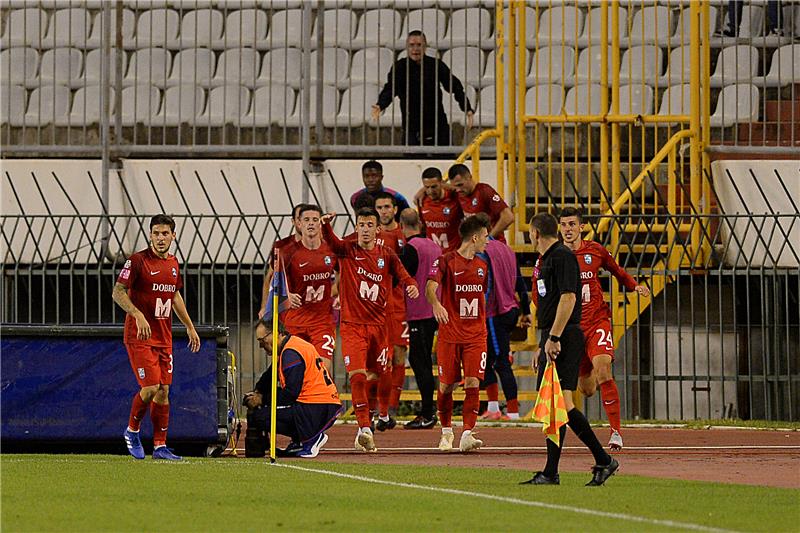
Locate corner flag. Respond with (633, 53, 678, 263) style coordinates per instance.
(533, 360, 568, 446)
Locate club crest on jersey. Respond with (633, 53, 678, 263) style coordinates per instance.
(324, 255, 332, 266)
(584, 254, 592, 265)
(443, 207, 451, 215)
(477, 267, 485, 278)
(138, 367, 145, 379)
(172, 267, 177, 277)
(377, 258, 385, 269)
(471, 198, 478, 207)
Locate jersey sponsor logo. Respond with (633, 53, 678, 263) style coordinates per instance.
(324, 255, 332, 265)
(150, 270, 161, 275)
(580, 271, 594, 280)
(455, 284, 483, 292)
(426, 220, 450, 228)
(359, 280, 380, 301)
(299, 262, 310, 268)
(584, 254, 593, 265)
(302, 272, 331, 282)
(537, 279, 547, 297)
(357, 266, 383, 283)
(377, 258, 385, 269)
(152, 283, 177, 292)
(443, 206, 451, 215)
(459, 297, 479, 318)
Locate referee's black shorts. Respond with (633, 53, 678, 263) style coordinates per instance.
(537, 325, 584, 391)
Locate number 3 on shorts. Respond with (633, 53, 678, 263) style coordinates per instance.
(595, 328, 614, 347)
(168, 353, 174, 374)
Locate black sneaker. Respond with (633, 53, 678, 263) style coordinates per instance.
(276, 441, 303, 457)
(376, 416, 397, 432)
(405, 415, 438, 429)
(520, 471, 560, 485)
(586, 457, 619, 486)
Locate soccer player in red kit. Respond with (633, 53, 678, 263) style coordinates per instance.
(448, 164, 514, 243)
(320, 208, 419, 452)
(374, 192, 408, 430)
(559, 207, 650, 450)
(427, 213, 491, 453)
(280, 205, 338, 372)
(113, 214, 200, 461)
(259, 204, 305, 318)
(420, 166, 463, 253)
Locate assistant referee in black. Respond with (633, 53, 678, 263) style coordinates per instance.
(521, 213, 619, 486)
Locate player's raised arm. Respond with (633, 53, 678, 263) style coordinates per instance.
(320, 212, 347, 256)
(112, 282, 151, 341)
(172, 291, 200, 353)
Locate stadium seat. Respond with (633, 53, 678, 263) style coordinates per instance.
(391, 0, 438, 7)
(488, 7, 537, 49)
(441, 46, 485, 89)
(79, 49, 127, 88)
(656, 83, 692, 125)
(618, 45, 663, 84)
(195, 84, 250, 126)
(241, 84, 295, 127)
(709, 83, 760, 127)
(564, 83, 607, 117)
(85, 8, 136, 49)
(574, 46, 613, 85)
(351, 9, 403, 50)
(55, 84, 115, 126)
(166, 48, 216, 87)
(282, 85, 339, 127)
(119, 84, 161, 126)
(310, 47, 351, 89)
(129, 8, 180, 49)
(23, 84, 71, 126)
(472, 85, 495, 127)
(659, 45, 691, 86)
(525, 84, 564, 116)
(326, 83, 381, 127)
(40, 8, 92, 48)
(377, 100, 403, 128)
(1, 8, 48, 48)
(212, 9, 268, 49)
(397, 9, 447, 50)
(265, 9, 304, 49)
(708, 45, 759, 88)
(35, 47, 84, 88)
(527, 45, 576, 86)
(172, 8, 223, 48)
(754, 44, 800, 88)
(123, 0, 171, 7)
(151, 83, 206, 126)
(575, 6, 627, 48)
(310, 9, 358, 49)
(483, 48, 530, 87)
(438, 8, 492, 49)
(124, 47, 173, 88)
(214, 0, 301, 7)
(670, 5, 718, 46)
(350, 47, 395, 86)
(1, 84, 27, 126)
(628, 6, 673, 46)
(536, 5, 584, 47)
(0, 47, 40, 86)
(257, 47, 302, 89)
(210, 47, 260, 88)
(618, 84, 654, 116)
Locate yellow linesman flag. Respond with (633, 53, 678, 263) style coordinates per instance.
(533, 360, 568, 446)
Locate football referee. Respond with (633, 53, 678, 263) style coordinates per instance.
(521, 213, 619, 486)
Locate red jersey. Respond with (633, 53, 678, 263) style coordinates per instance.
(575, 240, 638, 328)
(269, 233, 299, 264)
(117, 248, 183, 348)
(322, 223, 416, 326)
(377, 225, 406, 315)
(421, 189, 463, 253)
(428, 251, 488, 343)
(280, 240, 337, 329)
(458, 183, 509, 243)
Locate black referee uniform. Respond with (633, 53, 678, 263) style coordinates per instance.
(534, 241, 584, 391)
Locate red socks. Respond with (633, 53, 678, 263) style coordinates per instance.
(128, 391, 149, 431)
(437, 390, 453, 428)
(390, 364, 405, 409)
(462, 388, 479, 430)
(599, 379, 622, 432)
(377, 370, 391, 417)
(350, 373, 371, 428)
(485, 382, 499, 402)
(150, 402, 170, 447)
(506, 398, 519, 415)
(367, 379, 378, 413)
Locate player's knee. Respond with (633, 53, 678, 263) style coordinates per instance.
(439, 383, 455, 394)
(365, 371, 379, 382)
(392, 351, 406, 366)
(153, 384, 170, 404)
(578, 379, 596, 398)
(464, 377, 480, 389)
(594, 364, 613, 383)
(139, 385, 159, 403)
(349, 369, 368, 380)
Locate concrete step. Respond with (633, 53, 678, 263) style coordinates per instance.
(735, 122, 800, 145)
(764, 100, 800, 122)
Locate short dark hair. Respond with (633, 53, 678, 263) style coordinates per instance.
(362, 160, 383, 174)
(448, 164, 470, 181)
(421, 167, 442, 181)
(150, 214, 175, 232)
(299, 204, 323, 218)
(373, 191, 397, 207)
(353, 192, 376, 210)
(559, 206, 583, 222)
(291, 204, 306, 219)
(459, 213, 490, 240)
(256, 317, 287, 336)
(355, 207, 379, 224)
(407, 30, 427, 41)
(530, 213, 559, 238)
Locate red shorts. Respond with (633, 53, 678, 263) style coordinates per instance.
(580, 320, 615, 377)
(289, 323, 336, 360)
(436, 339, 486, 385)
(387, 313, 409, 348)
(126, 343, 173, 387)
(340, 322, 389, 374)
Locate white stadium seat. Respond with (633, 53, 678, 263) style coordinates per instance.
(576, 6, 627, 48)
(311, 9, 358, 49)
(56, 84, 116, 126)
(708, 45, 759, 88)
(0, 47, 40, 86)
(326, 83, 381, 127)
(536, 5, 584, 46)
(79, 49, 127, 88)
(35, 48, 84, 88)
(574, 46, 613, 84)
(657, 83, 692, 124)
(265, 9, 304, 49)
(525, 84, 564, 116)
(1, 85, 28, 126)
(41, 8, 91, 48)
(441, 46, 485, 89)
(282, 86, 338, 127)
(173, 8, 224, 48)
(241, 84, 296, 127)
(151, 83, 206, 126)
(709, 84, 760, 127)
(196, 84, 250, 126)
(438, 8, 492, 49)
(210, 47, 260, 88)
(618, 45, 663, 84)
(528, 45, 576, 86)
(398, 9, 447, 50)
(212, 9, 268, 49)
(310, 47, 351, 89)
(86, 8, 135, 49)
(619, 84, 654, 116)
(257, 47, 302, 89)
(129, 8, 180, 49)
(351, 9, 403, 50)
(350, 47, 395, 86)
(755, 44, 800, 88)
(628, 5, 673, 46)
(564, 83, 606, 117)
(120, 84, 161, 126)
(124, 47, 173, 87)
(1, 8, 48, 48)
(166, 48, 216, 87)
(23, 84, 71, 126)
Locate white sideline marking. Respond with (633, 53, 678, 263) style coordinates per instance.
(296, 444, 800, 453)
(275, 463, 739, 533)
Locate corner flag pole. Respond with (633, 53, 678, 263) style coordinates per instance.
(269, 254, 280, 464)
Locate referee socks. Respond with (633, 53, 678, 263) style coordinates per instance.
(567, 408, 612, 467)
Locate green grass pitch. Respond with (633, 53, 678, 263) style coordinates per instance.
(2, 455, 798, 532)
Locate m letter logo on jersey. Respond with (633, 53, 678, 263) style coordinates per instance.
(431, 233, 448, 249)
(584, 254, 592, 265)
(459, 298, 479, 318)
(537, 279, 547, 297)
(359, 280, 380, 302)
(306, 285, 325, 303)
(377, 258, 385, 269)
(154, 297, 172, 318)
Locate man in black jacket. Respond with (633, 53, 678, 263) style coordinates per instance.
(372, 31, 474, 146)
